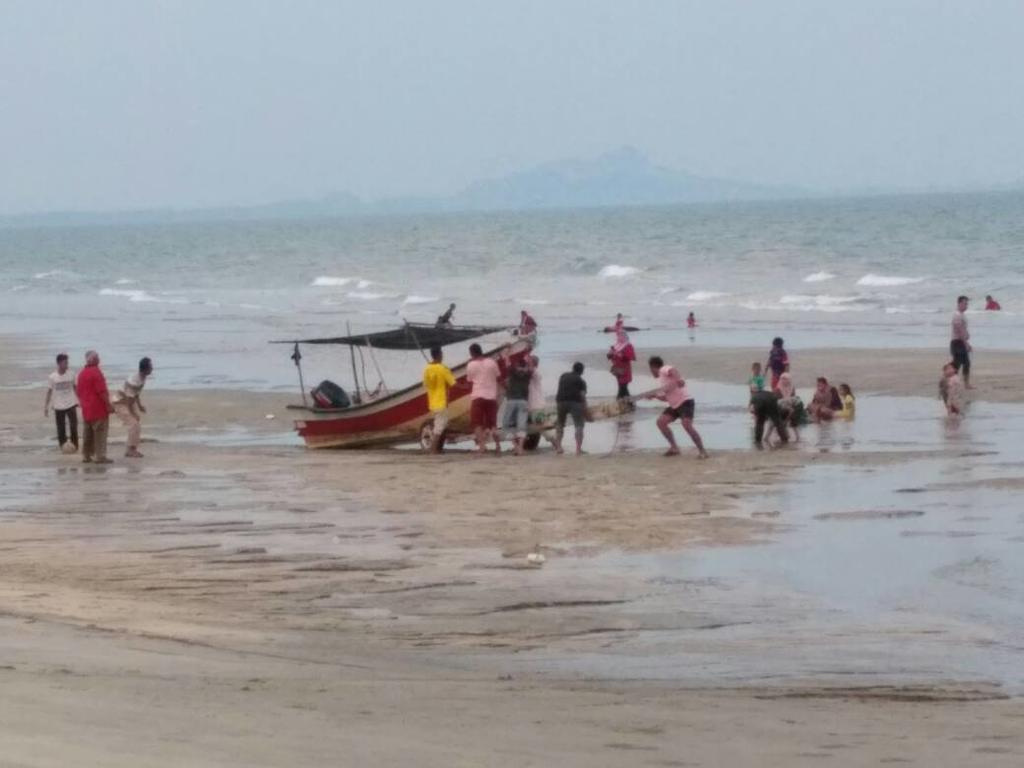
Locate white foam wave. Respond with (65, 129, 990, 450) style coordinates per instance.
(803, 271, 836, 283)
(515, 298, 550, 305)
(347, 290, 399, 301)
(402, 294, 439, 305)
(312, 276, 354, 287)
(686, 290, 730, 302)
(856, 273, 925, 287)
(598, 264, 640, 279)
(34, 269, 79, 280)
(115, 277, 136, 285)
(99, 288, 186, 304)
(780, 294, 860, 307)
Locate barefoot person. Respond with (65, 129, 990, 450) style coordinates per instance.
(466, 343, 501, 454)
(643, 356, 708, 458)
(112, 357, 153, 458)
(77, 350, 114, 464)
(501, 352, 533, 456)
(422, 345, 456, 453)
(44, 352, 79, 453)
(951, 295, 973, 389)
(941, 362, 966, 416)
(751, 389, 789, 449)
(765, 337, 790, 392)
(554, 362, 588, 455)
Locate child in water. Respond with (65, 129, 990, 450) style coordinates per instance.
(838, 383, 856, 419)
(748, 362, 765, 394)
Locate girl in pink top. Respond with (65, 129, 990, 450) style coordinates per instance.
(643, 356, 707, 458)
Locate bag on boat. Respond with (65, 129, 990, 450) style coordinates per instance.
(312, 379, 351, 409)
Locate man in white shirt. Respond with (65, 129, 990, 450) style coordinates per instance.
(950, 295, 973, 389)
(43, 352, 79, 452)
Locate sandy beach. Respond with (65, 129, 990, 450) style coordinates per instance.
(2, 338, 1023, 766)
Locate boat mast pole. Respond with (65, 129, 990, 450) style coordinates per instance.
(346, 321, 362, 403)
(292, 343, 308, 407)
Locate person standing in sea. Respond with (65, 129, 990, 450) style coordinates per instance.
(607, 327, 636, 404)
(423, 345, 456, 453)
(77, 350, 114, 464)
(466, 343, 502, 454)
(44, 352, 79, 453)
(642, 355, 708, 459)
(950, 295, 973, 389)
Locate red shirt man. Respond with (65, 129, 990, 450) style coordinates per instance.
(78, 361, 111, 422)
(77, 351, 114, 463)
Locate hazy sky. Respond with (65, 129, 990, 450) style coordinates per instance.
(2, 0, 1022, 213)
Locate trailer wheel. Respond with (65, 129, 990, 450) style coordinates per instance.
(419, 421, 434, 451)
(523, 433, 541, 451)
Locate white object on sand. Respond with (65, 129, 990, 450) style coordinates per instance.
(526, 553, 546, 565)
(265, 413, 275, 420)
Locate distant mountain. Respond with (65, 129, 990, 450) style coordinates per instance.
(0, 147, 810, 228)
(451, 146, 807, 210)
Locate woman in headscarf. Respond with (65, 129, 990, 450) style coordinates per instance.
(775, 372, 806, 441)
(607, 327, 637, 405)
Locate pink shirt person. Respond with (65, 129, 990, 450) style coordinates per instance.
(656, 365, 690, 408)
(466, 356, 501, 401)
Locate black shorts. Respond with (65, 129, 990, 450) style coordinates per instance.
(950, 339, 970, 374)
(663, 399, 695, 421)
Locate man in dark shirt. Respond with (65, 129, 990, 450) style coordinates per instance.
(502, 354, 534, 455)
(436, 303, 456, 327)
(554, 362, 588, 455)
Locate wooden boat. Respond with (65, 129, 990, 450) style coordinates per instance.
(276, 323, 530, 449)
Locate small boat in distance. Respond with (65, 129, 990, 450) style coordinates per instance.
(275, 323, 529, 449)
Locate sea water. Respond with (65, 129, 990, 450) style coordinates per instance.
(2, 191, 1022, 388)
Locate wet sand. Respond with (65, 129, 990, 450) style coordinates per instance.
(3, 340, 1024, 766)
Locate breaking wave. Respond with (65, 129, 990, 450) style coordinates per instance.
(803, 271, 836, 283)
(598, 264, 640, 279)
(312, 276, 354, 287)
(856, 274, 925, 287)
(402, 294, 439, 305)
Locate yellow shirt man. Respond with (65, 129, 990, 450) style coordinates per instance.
(423, 360, 456, 415)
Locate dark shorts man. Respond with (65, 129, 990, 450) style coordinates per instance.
(950, 339, 970, 376)
(662, 399, 695, 422)
(470, 398, 498, 430)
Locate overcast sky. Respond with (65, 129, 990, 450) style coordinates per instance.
(2, 0, 1022, 213)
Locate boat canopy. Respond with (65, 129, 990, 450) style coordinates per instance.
(274, 323, 508, 351)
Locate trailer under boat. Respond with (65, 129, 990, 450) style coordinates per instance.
(275, 323, 531, 449)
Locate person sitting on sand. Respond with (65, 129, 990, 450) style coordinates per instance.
(838, 383, 856, 420)
(642, 356, 708, 459)
(750, 390, 789, 449)
(942, 363, 966, 416)
(766, 337, 790, 392)
(554, 362, 588, 455)
(607, 327, 637, 403)
(435, 303, 456, 328)
(809, 376, 836, 422)
(111, 357, 153, 459)
(423, 345, 456, 454)
(985, 295, 1001, 311)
